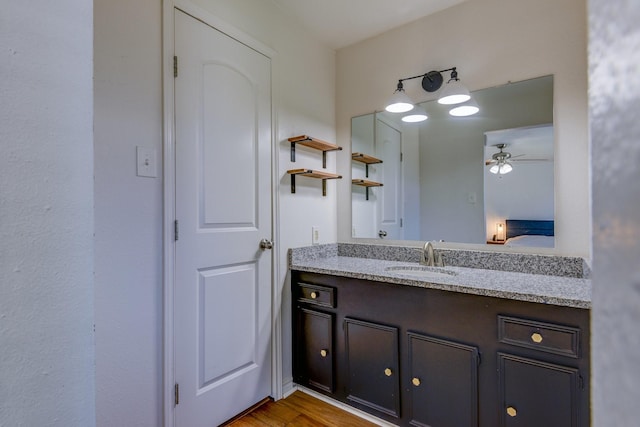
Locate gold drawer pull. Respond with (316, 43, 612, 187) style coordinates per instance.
(506, 406, 517, 417)
(384, 368, 393, 377)
(310, 291, 318, 299)
(412, 377, 421, 387)
(531, 332, 543, 343)
(320, 349, 327, 357)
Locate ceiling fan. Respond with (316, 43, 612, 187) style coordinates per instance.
(485, 143, 548, 174)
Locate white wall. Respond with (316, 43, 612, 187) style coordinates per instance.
(0, 1, 95, 426)
(336, 0, 590, 258)
(351, 114, 378, 238)
(94, 0, 336, 423)
(589, 0, 640, 424)
(93, 0, 163, 425)
(484, 161, 555, 239)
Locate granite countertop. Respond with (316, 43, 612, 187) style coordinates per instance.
(290, 244, 591, 309)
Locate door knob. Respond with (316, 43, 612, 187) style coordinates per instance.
(378, 230, 388, 238)
(259, 238, 273, 250)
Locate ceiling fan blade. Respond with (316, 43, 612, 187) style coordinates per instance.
(511, 158, 551, 162)
(485, 159, 497, 165)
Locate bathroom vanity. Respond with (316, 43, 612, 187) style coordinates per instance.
(290, 244, 590, 427)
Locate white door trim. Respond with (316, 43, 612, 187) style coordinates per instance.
(162, 1, 282, 425)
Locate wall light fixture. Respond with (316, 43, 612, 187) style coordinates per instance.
(384, 67, 478, 121)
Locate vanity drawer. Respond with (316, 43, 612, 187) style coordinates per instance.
(498, 315, 580, 358)
(297, 282, 336, 308)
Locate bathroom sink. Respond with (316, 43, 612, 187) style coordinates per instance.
(385, 265, 458, 279)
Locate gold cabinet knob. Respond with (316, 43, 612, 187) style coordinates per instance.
(531, 332, 543, 343)
(412, 377, 421, 387)
(320, 349, 327, 357)
(384, 368, 393, 377)
(310, 291, 318, 299)
(506, 406, 517, 417)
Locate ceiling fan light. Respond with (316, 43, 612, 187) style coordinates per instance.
(438, 78, 471, 105)
(500, 162, 513, 174)
(490, 164, 500, 174)
(385, 83, 415, 113)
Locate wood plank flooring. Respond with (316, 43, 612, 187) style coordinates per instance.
(225, 391, 379, 427)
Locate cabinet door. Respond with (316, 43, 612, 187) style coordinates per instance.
(408, 332, 479, 427)
(345, 318, 400, 418)
(295, 308, 334, 392)
(498, 353, 581, 427)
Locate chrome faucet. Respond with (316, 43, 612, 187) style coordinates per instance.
(421, 241, 445, 267)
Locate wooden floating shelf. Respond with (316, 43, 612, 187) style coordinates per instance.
(287, 169, 342, 196)
(352, 179, 383, 187)
(352, 152, 382, 177)
(352, 179, 383, 200)
(288, 135, 342, 168)
(352, 152, 382, 165)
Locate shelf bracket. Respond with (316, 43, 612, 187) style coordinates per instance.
(366, 187, 370, 200)
(290, 141, 296, 163)
(291, 173, 296, 194)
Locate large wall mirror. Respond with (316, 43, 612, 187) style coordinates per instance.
(351, 75, 555, 248)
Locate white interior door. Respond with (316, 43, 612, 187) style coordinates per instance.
(376, 118, 403, 240)
(174, 9, 272, 426)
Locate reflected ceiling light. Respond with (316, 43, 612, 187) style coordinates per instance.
(449, 99, 480, 117)
(401, 106, 428, 123)
(487, 143, 513, 174)
(489, 161, 513, 174)
(384, 81, 415, 113)
(385, 67, 474, 114)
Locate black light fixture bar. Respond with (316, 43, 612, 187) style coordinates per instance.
(396, 67, 458, 93)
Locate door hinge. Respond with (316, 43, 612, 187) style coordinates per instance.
(174, 383, 179, 405)
(400, 218, 403, 227)
(173, 55, 178, 78)
(400, 152, 403, 162)
(174, 219, 179, 241)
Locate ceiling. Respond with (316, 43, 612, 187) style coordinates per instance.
(271, 0, 468, 50)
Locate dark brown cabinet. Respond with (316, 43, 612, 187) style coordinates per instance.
(291, 270, 590, 427)
(408, 333, 479, 427)
(498, 353, 581, 427)
(345, 318, 400, 418)
(295, 308, 334, 392)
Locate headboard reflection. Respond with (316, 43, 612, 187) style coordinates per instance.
(506, 220, 554, 240)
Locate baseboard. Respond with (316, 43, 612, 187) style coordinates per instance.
(295, 385, 398, 427)
(281, 378, 296, 399)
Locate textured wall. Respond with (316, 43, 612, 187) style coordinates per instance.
(93, 0, 163, 425)
(0, 1, 95, 425)
(589, 0, 640, 424)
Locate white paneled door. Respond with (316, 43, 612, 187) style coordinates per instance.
(376, 118, 403, 240)
(174, 9, 273, 426)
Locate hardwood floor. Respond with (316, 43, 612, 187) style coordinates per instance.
(225, 391, 379, 427)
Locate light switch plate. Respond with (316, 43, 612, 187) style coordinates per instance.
(136, 146, 157, 178)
